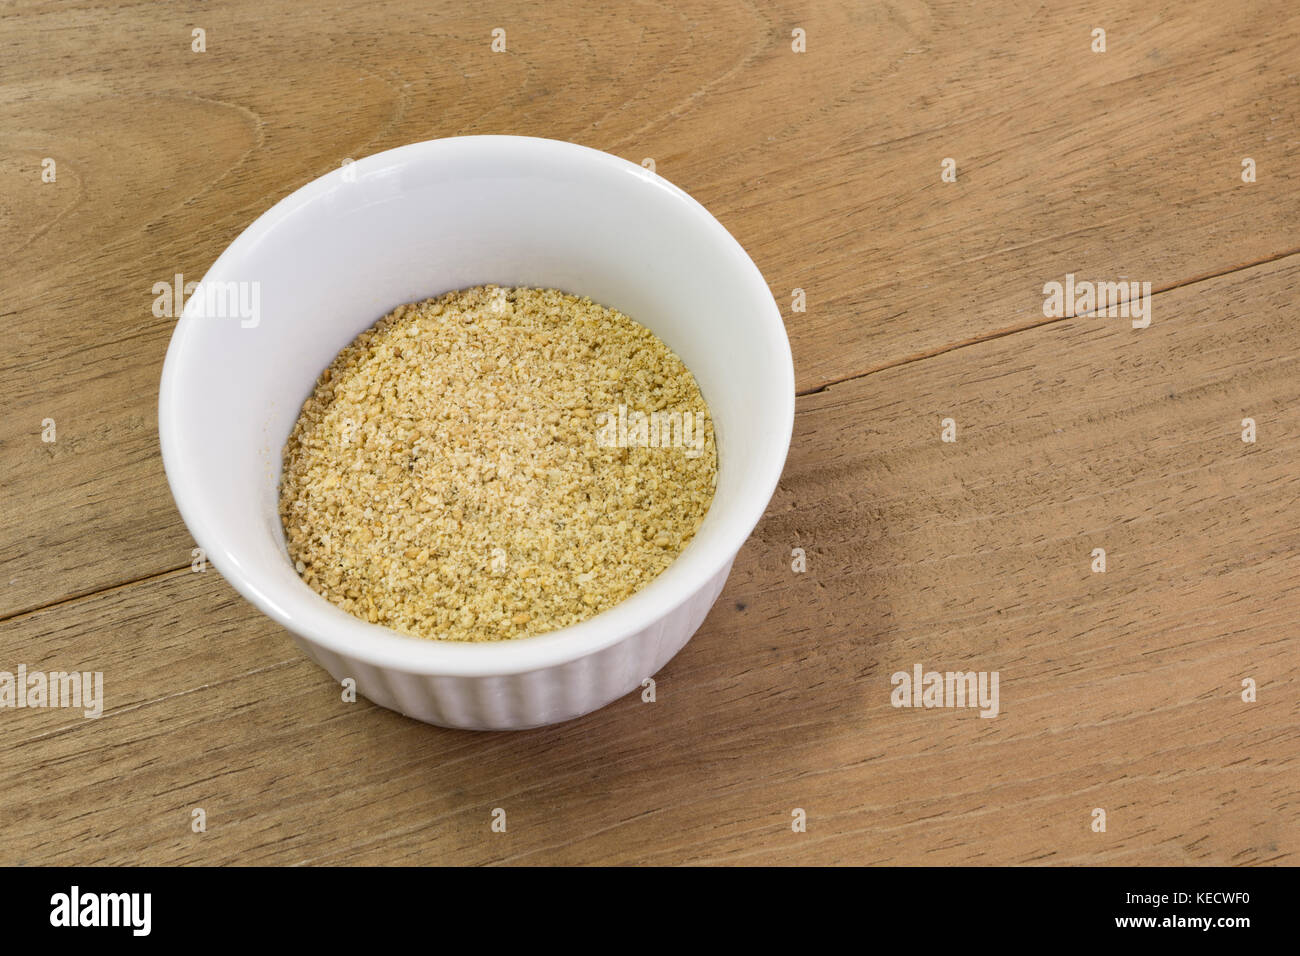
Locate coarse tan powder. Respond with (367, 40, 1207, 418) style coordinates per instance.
(278, 285, 717, 642)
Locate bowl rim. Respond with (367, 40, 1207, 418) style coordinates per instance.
(159, 134, 794, 677)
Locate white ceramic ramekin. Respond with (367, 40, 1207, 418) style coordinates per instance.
(159, 135, 794, 730)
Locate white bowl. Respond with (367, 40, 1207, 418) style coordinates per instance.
(159, 135, 794, 730)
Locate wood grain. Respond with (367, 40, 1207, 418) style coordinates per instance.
(0, 0, 1296, 865)
(3, 256, 1295, 865)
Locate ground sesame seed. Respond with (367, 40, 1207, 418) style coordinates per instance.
(278, 285, 717, 642)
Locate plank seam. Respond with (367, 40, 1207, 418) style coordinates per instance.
(797, 245, 1300, 398)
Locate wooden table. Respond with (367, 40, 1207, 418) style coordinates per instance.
(2, 0, 1296, 866)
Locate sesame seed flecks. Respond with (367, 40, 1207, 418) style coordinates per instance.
(278, 285, 717, 642)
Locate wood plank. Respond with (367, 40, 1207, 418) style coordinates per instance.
(2, 256, 1294, 864)
(2, 0, 1299, 615)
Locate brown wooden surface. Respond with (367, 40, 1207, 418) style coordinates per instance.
(1, 0, 1296, 865)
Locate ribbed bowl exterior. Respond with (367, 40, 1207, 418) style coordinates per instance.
(159, 138, 793, 734)
(285, 560, 733, 730)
